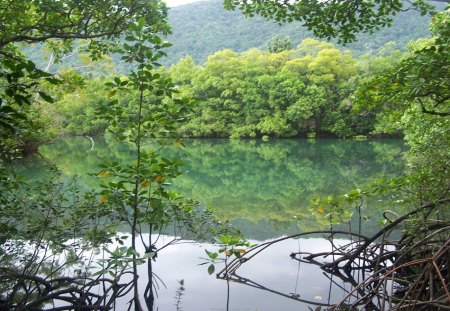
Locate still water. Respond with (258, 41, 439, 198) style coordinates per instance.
(18, 137, 406, 310)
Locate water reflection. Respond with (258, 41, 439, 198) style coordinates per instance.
(123, 235, 373, 310)
(26, 137, 407, 238)
(8, 137, 408, 310)
(0, 233, 388, 310)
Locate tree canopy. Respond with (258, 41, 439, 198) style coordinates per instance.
(0, 0, 168, 47)
(0, 0, 169, 158)
(223, 0, 447, 43)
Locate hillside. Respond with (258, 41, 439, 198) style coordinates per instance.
(163, 0, 441, 65)
(23, 0, 444, 70)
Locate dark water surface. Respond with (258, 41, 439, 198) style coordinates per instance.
(16, 137, 406, 310)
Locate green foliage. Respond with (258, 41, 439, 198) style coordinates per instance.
(17, 0, 442, 68)
(169, 39, 382, 138)
(307, 132, 316, 139)
(0, 169, 119, 308)
(355, 8, 450, 203)
(162, 0, 442, 65)
(89, 17, 241, 308)
(94, 15, 190, 246)
(0, 169, 110, 246)
(30, 137, 405, 239)
(1, 1, 233, 308)
(0, 46, 61, 153)
(353, 135, 368, 141)
(0, 4, 243, 308)
(0, 0, 170, 161)
(201, 234, 251, 275)
(357, 8, 450, 121)
(348, 11, 450, 288)
(265, 35, 293, 53)
(223, 0, 436, 44)
(0, 0, 169, 49)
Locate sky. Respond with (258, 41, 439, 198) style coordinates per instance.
(164, 0, 206, 7)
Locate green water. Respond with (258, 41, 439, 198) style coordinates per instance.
(19, 137, 406, 239)
(10, 137, 408, 310)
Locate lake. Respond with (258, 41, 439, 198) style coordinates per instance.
(13, 137, 406, 310)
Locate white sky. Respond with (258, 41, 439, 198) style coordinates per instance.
(164, 0, 206, 7)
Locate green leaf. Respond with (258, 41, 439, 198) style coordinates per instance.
(38, 92, 54, 103)
(207, 264, 215, 275)
(143, 252, 156, 259)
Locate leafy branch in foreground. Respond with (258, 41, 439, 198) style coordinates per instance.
(356, 7, 450, 121)
(223, 0, 438, 44)
(93, 17, 239, 310)
(0, 0, 169, 158)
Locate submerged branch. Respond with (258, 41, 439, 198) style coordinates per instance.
(216, 197, 450, 310)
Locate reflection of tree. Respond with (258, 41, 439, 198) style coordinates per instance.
(0, 265, 133, 310)
(0, 164, 228, 310)
(223, 273, 331, 308)
(173, 139, 406, 233)
(214, 232, 374, 310)
(0, 173, 123, 310)
(32, 137, 406, 238)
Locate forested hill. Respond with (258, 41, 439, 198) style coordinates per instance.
(163, 0, 441, 65)
(22, 0, 444, 70)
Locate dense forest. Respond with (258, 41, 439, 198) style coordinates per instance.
(22, 0, 446, 70)
(165, 0, 445, 64)
(15, 0, 446, 142)
(1, 0, 449, 310)
(22, 38, 417, 141)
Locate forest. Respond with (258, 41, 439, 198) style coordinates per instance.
(0, 0, 449, 310)
(16, 39, 425, 142)
(22, 0, 446, 68)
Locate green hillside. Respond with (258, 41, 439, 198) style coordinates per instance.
(23, 0, 443, 70)
(163, 0, 441, 65)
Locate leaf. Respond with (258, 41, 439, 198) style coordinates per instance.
(140, 180, 151, 187)
(207, 264, 215, 275)
(143, 252, 156, 259)
(0, 119, 16, 132)
(45, 77, 61, 85)
(92, 269, 107, 276)
(99, 195, 108, 204)
(38, 92, 54, 103)
(155, 175, 165, 183)
(205, 249, 218, 260)
(98, 170, 112, 178)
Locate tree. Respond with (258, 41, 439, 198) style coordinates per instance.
(0, 5, 234, 310)
(357, 9, 450, 118)
(265, 35, 292, 53)
(0, 0, 168, 48)
(0, 0, 169, 158)
(223, 0, 446, 43)
(356, 8, 450, 200)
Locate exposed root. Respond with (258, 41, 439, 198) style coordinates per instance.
(217, 198, 450, 310)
